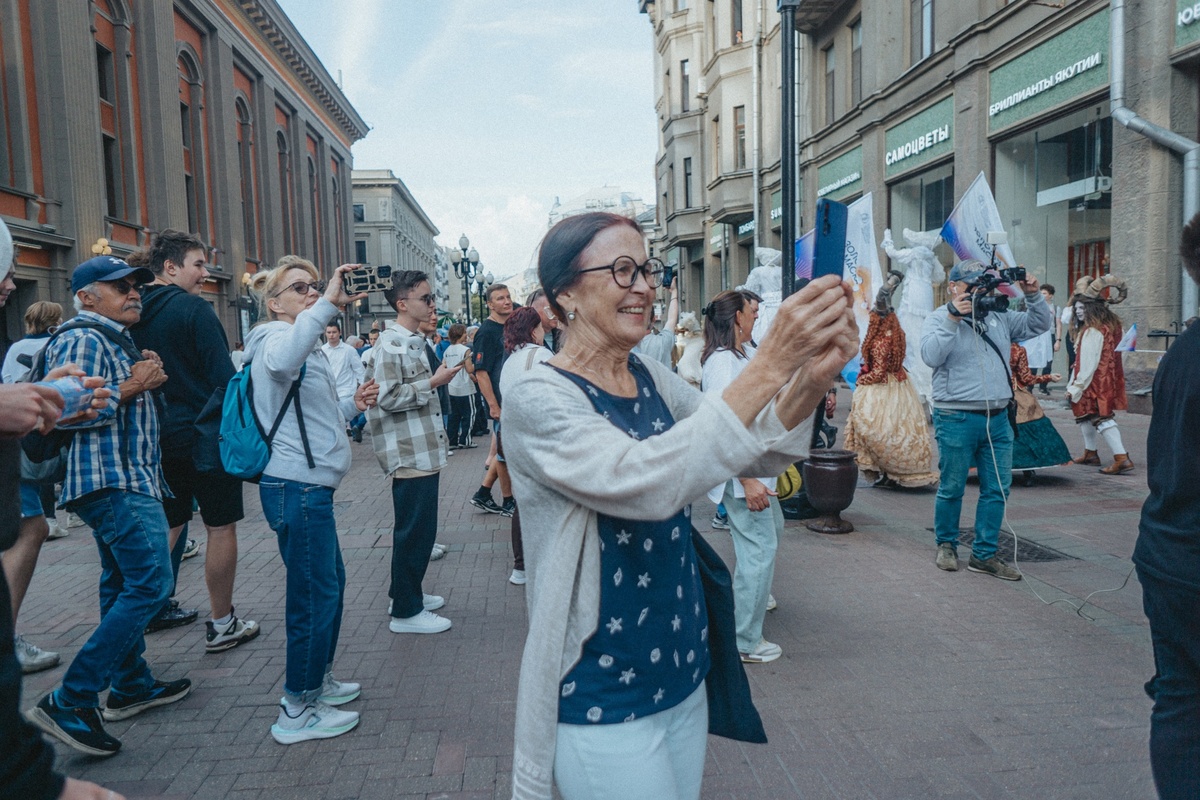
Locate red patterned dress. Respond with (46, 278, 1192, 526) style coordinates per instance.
(1069, 324, 1127, 419)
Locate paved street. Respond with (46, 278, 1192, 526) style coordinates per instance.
(17, 388, 1157, 799)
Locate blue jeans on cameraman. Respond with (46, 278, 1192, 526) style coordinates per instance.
(932, 408, 1012, 561)
(57, 489, 172, 709)
(259, 476, 346, 703)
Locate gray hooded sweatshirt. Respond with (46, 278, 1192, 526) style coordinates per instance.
(920, 290, 1052, 411)
(243, 297, 359, 489)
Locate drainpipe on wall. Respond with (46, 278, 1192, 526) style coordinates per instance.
(752, 0, 764, 249)
(1110, 0, 1200, 322)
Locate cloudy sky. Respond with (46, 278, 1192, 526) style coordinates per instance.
(274, 0, 659, 282)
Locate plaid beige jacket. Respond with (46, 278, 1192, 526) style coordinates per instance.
(364, 323, 447, 475)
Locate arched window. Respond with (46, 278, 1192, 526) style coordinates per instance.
(307, 156, 322, 264)
(94, 0, 133, 220)
(330, 157, 345, 262)
(235, 97, 260, 260)
(177, 52, 207, 236)
(277, 130, 295, 253)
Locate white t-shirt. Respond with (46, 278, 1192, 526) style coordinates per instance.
(499, 343, 553, 401)
(321, 340, 364, 400)
(442, 343, 474, 396)
(1, 335, 50, 383)
(701, 345, 771, 502)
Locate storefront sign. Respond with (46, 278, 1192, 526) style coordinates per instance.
(1179, 0, 1200, 49)
(884, 97, 953, 177)
(709, 227, 724, 254)
(988, 10, 1110, 132)
(770, 190, 782, 223)
(816, 146, 863, 199)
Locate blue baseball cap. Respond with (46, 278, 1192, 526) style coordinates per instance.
(947, 259, 986, 284)
(70, 256, 154, 294)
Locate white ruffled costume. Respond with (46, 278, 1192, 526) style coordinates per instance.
(880, 228, 945, 407)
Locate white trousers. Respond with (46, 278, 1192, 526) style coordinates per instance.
(555, 682, 708, 800)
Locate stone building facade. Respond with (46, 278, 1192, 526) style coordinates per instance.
(350, 168, 445, 333)
(641, 0, 1200, 377)
(0, 0, 367, 348)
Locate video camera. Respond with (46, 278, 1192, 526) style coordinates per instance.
(961, 265, 1027, 317)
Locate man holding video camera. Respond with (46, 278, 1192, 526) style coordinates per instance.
(920, 258, 1051, 580)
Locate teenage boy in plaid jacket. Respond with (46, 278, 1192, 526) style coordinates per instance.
(366, 270, 462, 635)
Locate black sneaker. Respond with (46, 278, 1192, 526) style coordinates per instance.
(26, 693, 121, 756)
(500, 499, 516, 518)
(102, 678, 192, 721)
(470, 494, 503, 514)
(145, 600, 199, 633)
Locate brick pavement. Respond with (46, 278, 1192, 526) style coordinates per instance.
(16, 388, 1157, 799)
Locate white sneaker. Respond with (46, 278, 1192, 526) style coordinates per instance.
(739, 639, 783, 664)
(766, 593, 777, 612)
(45, 521, 69, 540)
(14, 635, 60, 674)
(388, 609, 451, 634)
(429, 543, 447, 562)
(388, 594, 445, 615)
(509, 569, 526, 586)
(270, 700, 359, 744)
(67, 513, 85, 528)
(318, 673, 361, 706)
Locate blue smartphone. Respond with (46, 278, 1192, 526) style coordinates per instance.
(812, 198, 848, 281)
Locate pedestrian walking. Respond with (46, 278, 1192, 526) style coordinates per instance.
(244, 257, 377, 744)
(505, 211, 857, 800)
(442, 324, 477, 449)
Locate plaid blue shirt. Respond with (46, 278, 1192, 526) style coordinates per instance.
(44, 311, 165, 506)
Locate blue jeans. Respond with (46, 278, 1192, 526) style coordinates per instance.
(259, 477, 346, 703)
(722, 482, 782, 652)
(389, 474, 439, 619)
(932, 409, 1013, 561)
(1138, 566, 1200, 799)
(58, 490, 173, 708)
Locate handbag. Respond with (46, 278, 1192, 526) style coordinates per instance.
(692, 525, 768, 743)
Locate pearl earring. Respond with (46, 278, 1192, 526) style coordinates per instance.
(567, 311, 576, 321)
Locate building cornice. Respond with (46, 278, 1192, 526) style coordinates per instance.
(235, 0, 369, 143)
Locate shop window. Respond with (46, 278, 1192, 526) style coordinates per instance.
(851, 19, 862, 107)
(734, 105, 746, 170)
(680, 60, 690, 113)
(994, 106, 1112, 294)
(731, 0, 743, 44)
(910, 0, 933, 66)
(888, 161, 955, 269)
(823, 43, 836, 125)
(683, 157, 694, 208)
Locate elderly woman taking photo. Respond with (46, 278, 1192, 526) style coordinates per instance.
(245, 256, 378, 746)
(503, 211, 858, 800)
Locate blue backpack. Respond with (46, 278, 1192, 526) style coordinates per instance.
(218, 362, 313, 481)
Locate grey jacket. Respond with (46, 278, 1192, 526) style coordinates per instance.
(920, 291, 1052, 410)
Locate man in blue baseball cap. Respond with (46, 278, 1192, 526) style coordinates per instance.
(26, 254, 191, 757)
(920, 258, 1051, 581)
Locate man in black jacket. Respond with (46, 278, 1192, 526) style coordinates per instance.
(130, 231, 259, 653)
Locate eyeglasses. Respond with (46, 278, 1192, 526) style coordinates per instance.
(405, 293, 435, 306)
(275, 280, 325, 297)
(104, 280, 138, 296)
(577, 257, 666, 289)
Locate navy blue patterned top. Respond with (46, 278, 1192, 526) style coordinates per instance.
(552, 356, 710, 724)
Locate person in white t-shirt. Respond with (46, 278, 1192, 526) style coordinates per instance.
(322, 320, 366, 441)
(441, 324, 476, 449)
(701, 289, 783, 665)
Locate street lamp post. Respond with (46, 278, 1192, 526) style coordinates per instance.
(474, 270, 494, 322)
(449, 233, 481, 325)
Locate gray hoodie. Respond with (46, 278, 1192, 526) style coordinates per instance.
(920, 290, 1052, 410)
(243, 297, 359, 489)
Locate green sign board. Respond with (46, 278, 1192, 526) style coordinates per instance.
(885, 96, 953, 178)
(1179, 0, 1200, 49)
(988, 10, 1110, 132)
(816, 146, 862, 200)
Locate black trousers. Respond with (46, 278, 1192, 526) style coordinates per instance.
(447, 394, 474, 447)
(389, 473, 439, 619)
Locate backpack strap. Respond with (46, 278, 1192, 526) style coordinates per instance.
(257, 363, 316, 470)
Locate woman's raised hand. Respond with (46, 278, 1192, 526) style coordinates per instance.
(325, 264, 369, 310)
(754, 275, 856, 381)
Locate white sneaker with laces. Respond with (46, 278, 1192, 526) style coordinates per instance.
(739, 639, 783, 664)
(388, 609, 451, 634)
(388, 594, 445, 615)
(67, 512, 85, 528)
(270, 700, 359, 744)
(205, 614, 260, 653)
(318, 673, 361, 706)
(766, 593, 777, 612)
(14, 634, 60, 674)
(509, 569, 526, 585)
(46, 521, 69, 540)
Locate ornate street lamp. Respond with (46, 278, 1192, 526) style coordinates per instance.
(449, 233, 481, 325)
(474, 270, 494, 322)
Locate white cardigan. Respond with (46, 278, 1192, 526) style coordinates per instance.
(501, 355, 813, 799)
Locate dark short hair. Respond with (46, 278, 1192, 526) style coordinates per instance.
(148, 229, 205, 275)
(1041, 283, 1056, 295)
(525, 288, 546, 306)
(1183, 212, 1200, 285)
(503, 307, 543, 353)
(383, 270, 430, 311)
(486, 282, 509, 303)
(448, 323, 466, 343)
(537, 212, 642, 321)
(124, 249, 151, 270)
(325, 319, 341, 331)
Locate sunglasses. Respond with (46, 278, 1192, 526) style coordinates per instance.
(577, 257, 666, 289)
(275, 280, 326, 297)
(103, 280, 139, 296)
(405, 293, 435, 306)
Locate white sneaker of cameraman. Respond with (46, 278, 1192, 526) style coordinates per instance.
(271, 698, 359, 744)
